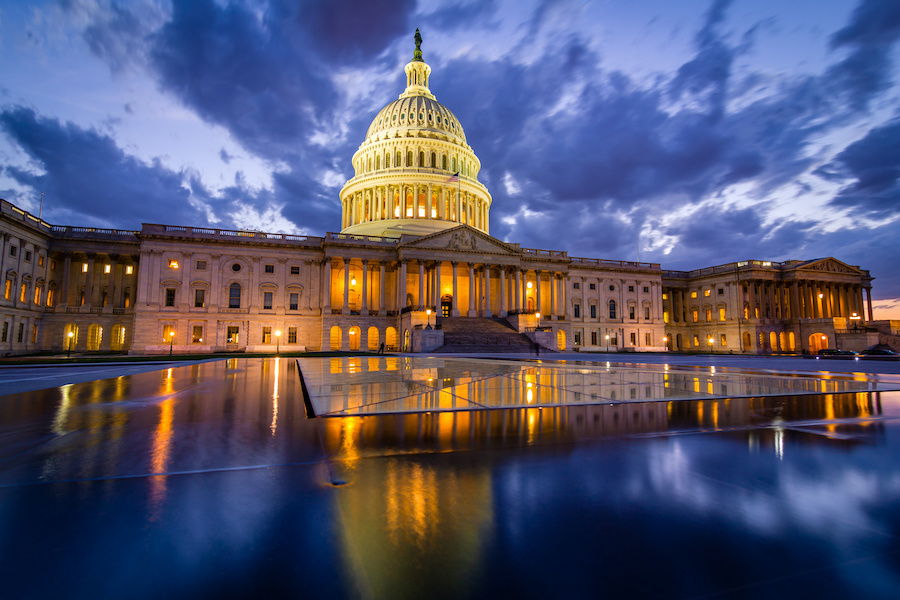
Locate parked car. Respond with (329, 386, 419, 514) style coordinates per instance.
(817, 349, 858, 356)
(859, 347, 899, 356)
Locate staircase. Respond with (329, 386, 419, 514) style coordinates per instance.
(433, 317, 541, 353)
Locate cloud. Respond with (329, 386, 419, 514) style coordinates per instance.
(821, 117, 900, 217)
(828, 0, 900, 108)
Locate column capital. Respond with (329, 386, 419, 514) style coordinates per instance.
(342, 257, 351, 265)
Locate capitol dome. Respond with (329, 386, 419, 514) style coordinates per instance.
(339, 30, 491, 238)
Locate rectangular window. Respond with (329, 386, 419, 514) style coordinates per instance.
(589, 283, 596, 290)
(264, 264, 275, 274)
(290, 266, 300, 275)
(662, 293, 668, 300)
(17, 323, 23, 343)
(574, 331, 581, 345)
(610, 335, 618, 346)
(1, 322, 7, 342)
(663, 311, 669, 323)
(162, 324, 174, 343)
(590, 304, 596, 319)
(720, 334, 727, 346)
(229, 285, 241, 308)
(719, 307, 726, 321)
(227, 326, 239, 344)
(629, 306, 636, 320)
(104, 264, 110, 274)
(630, 332, 636, 345)
(165, 288, 176, 307)
(262, 327, 272, 343)
(82, 263, 88, 273)
(24, 250, 32, 262)
(690, 291, 697, 298)
(692, 309, 699, 322)
(573, 304, 580, 318)
(196, 260, 207, 271)
(192, 325, 203, 344)
(645, 332, 651, 346)
(125, 265, 133, 275)
(167, 259, 179, 269)
(573, 282, 580, 289)
(4, 280, 10, 300)
(288, 327, 297, 344)
(704, 289, 711, 297)
(263, 291, 273, 310)
(693, 335, 700, 347)
(50, 259, 56, 270)
(46, 288, 54, 307)
(289, 293, 299, 311)
(20, 284, 27, 303)
(718, 288, 724, 295)
(33, 287, 40, 305)
(705, 309, 712, 322)
(9, 246, 16, 257)
(32, 324, 38, 344)
(643, 286, 649, 293)
(194, 289, 205, 308)
(628, 285, 634, 292)
(591, 331, 597, 345)
(644, 306, 650, 319)
(123, 292, 130, 308)
(39, 255, 44, 267)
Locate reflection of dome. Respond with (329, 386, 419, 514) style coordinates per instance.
(339, 30, 491, 238)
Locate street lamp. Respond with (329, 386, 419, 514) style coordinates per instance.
(708, 336, 715, 352)
(663, 335, 668, 351)
(169, 330, 175, 356)
(425, 308, 433, 330)
(850, 312, 861, 331)
(67, 331, 74, 358)
(275, 329, 282, 354)
(605, 334, 610, 353)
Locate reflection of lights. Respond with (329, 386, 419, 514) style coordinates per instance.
(271, 358, 279, 436)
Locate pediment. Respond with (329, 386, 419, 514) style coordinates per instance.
(400, 225, 521, 256)
(796, 258, 862, 275)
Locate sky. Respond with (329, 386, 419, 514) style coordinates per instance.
(1, 0, 899, 317)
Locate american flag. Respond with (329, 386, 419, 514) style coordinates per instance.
(445, 172, 459, 183)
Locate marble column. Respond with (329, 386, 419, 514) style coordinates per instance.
(361, 259, 369, 313)
(342, 258, 351, 315)
(451, 262, 460, 317)
(500, 267, 507, 317)
(418, 260, 425, 310)
(379, 262, 386, 315)
(536, 270, 542, 318)
(468, 263, 476, 317)
(484, 266, 492, 318)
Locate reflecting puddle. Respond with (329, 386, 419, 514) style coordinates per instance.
(299, 356, 900, 416)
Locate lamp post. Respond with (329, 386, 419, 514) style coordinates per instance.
(605, 334, 610, 353)
(425, 308, 433, 330)
(275, 329, 282, 354)
(850, 312, 861, 331)
(169, 330, 175, 356)
(663, 335, 668, 351)
(708, 336, 715, 353)
(67, 331, 74, 358)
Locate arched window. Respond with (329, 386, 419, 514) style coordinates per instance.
(608, 299, 617, 319)
(431, 152, 436, 167)
(385, 153, 390, 168)
(396, 151, 402, 167)
(407, 151, 413, 166)
(376, 155, 380, 170)
(442, 155, 447, 170)
(419, 151, 425, 166)
(229, 283, 241, 309)
(452, 157, 457, 172)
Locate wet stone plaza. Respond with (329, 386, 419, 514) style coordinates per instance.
(3, 356, 900, 599)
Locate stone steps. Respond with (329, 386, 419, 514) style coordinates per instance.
(433, 317, 540, 353)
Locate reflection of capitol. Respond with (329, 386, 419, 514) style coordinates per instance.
(304, 356, 880, 415)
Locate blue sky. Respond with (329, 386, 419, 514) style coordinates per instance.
(1, 0, 899, 315)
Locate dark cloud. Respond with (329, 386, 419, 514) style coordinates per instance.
(0, 106, 206, 228)
(422, 0, 500, 32)
(822, 118, 900, 217)
(828, 0, 900, 108)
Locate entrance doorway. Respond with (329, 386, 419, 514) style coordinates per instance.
(809, 333, 828, 353)
(441, 295, 452, 317)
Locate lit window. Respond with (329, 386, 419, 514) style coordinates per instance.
(690, 291, 697, 299)
(693, 335, 700, 347)
(720, 334, 727, 346)
(162, 325, 174, 343)
(262, 327, 272, 344)
(33, 287, 41, 305)
(719, 307, 726, 321)
(706, 309, 712, 322)
(662, 293, 668, 300)
(663, 311, 669, 323)
(227, 326, 239, 344)
(82, 263, 88, 273)
(168, 259, 179, 269)
(20, 284, 26, 303)
(692, 310, 699, 323)
(125, 265, 133, 275)
(104, 264, 111, 274)
(704, 289, 711, 297)
(192, 325, 203, 344)
(630, 332, 637, 345)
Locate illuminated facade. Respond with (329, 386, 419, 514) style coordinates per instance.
(0, 33, 880, 356)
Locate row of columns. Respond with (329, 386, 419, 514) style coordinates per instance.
(341, 183, 488, 232)
(57, 251, 138, 311)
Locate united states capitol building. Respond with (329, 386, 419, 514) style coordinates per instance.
(0, 33, 881, 356)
